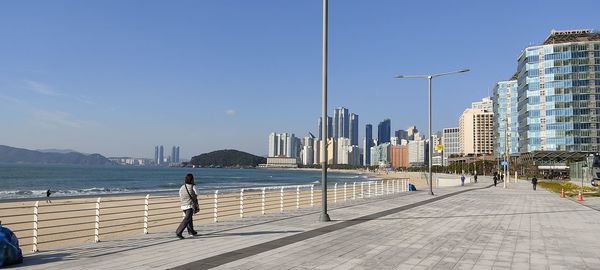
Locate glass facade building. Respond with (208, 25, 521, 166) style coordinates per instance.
(493, 80, 519, 155)
(363, 124, 373, 165)
(377, 119, 391, 144)
(517, 29, 600, 153)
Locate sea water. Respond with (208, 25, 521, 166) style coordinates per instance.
(0, 164, 377, 200)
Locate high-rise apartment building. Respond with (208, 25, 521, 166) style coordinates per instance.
(333, 107, 349, 139)
(154, 146, 159, 165)
(370, 143, 390, 166)
(349, 113, 359, 146)
(442, 127, 460, 166)
(493, 79, 519, 155)
(408, 140, 427, 167)
(377, 119, 391, 144)
(336, 138, 360, 166)
(318, 116, 333, 140)
(471, 97, 493, 112)
(517, 29, 600, 152)
(363, 124, 373, 166)
(407, 126, 418, 140)
(313, 139, 322, 165)
(159, 145, 164, 165)
(268, 132, 300, 158)
(171, 146, 180, 163)
(395, 130, 409, 141)
(301, 137, 314, 165)
(390, 144, 409, 168)
(459, 108, 494, 155)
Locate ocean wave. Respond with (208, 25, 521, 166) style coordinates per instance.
(0, 187, 176, 200)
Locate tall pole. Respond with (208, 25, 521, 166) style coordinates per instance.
(503, 111, 508, 189)
(320, 0, 331, 222)
(428, 76, 434, 196)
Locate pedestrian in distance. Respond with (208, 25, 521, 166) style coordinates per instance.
(460, 175, 465, 186)
(493, 175, 498, 187)
(474, 173, 478, 183)
(531, 177, 538, 191)
(46, 189, 52, 203)
(176, 173, 199, 239)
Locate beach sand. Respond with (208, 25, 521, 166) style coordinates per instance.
(0, 177, 412, 253)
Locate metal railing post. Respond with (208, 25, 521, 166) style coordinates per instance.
(143, 194, 150, 234)
(214, 190, 219, 222)
(261, 188, 266, 215)
(344, 182, 347, 202)
(32, 201, 39, 252)
(240, 189, 244, 218)
(311, 185, 314, 207)
(296, 186, 300, 209)
(361, 182, 364, 198)
(334, 183, 337, 204)
(353, 182, 356, 200)
(94, 197, 101, 243)
(280, 186, 284, 213)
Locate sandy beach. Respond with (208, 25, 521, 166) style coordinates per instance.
(0, 177, 409, 254)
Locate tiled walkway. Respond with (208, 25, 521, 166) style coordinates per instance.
(18, 177, 600, 269)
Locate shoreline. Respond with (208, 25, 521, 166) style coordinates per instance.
(0, 170, 380, 203)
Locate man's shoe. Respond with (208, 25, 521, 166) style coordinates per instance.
(189, 231, 198, 236)
(176, 234, 184, 240)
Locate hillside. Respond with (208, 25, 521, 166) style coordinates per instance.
(190, 149, 266, 167)
(0, 145, 115, 165)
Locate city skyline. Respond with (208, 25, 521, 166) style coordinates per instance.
(1, 1, 599, 157)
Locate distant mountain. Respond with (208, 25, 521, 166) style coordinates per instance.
(190, 149, 266, 167)
(0, 145, 116, 165)
(37, 148, 83, 154)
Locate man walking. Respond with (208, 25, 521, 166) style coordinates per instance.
(532, 177, 538, 191)
(46, 189, 52, 203)
(493, 175, 498, 187)
(460, 175, 465, 186)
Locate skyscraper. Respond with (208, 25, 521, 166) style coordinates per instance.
(377, 119, 391, 144)
(333, 107, 349, 139)
(364, 124, 373, 166)
(267, 132, 300, 158)
(517, 29, 600, 152)
(492, 79, 518, 155)
(154, 146, 159, 165)
(171, 146, 180, 163)
(407, 126, 418, 140)
(349, 113, 359, 146)
(159, 145, 164, 165)
(471, 97, 493, 112)
(395, 130, 409, 141)
(318, 116, 333, 140)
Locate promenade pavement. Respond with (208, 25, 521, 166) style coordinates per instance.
(16, 177, 600, 270)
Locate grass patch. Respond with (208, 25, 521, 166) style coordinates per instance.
(538, 181, 599, 197)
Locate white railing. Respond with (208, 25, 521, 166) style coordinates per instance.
(0, 179, 411, 253)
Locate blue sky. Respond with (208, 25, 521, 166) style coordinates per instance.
(1, 0, 599, 158)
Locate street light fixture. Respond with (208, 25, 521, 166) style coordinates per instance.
(395, 69, 470, 196)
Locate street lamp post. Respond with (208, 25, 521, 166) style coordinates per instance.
(319, 0, 331, 222)
(395, 69, 470, 196)
(503, 103, 509, 188)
